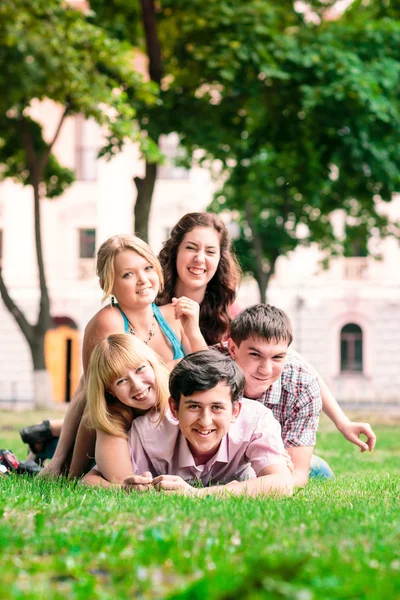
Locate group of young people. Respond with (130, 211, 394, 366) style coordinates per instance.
(24, 212, 376, 497)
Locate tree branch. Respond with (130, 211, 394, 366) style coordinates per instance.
(38, 104, 70, 173)
(263, 249, 280, 288)
(19, 116, 37, 174)
(140, 0, 163, 84)
(132, 1, 163, 240)
(33, 176, 51, 333)
(245, 201, 281, 301)
(0, 269, 33, 345)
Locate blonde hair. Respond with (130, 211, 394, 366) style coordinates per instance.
(96, 234, 164, 303)
(86, 333, 170, 438)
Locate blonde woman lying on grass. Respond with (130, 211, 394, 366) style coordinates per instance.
(83, 335, 293, 497)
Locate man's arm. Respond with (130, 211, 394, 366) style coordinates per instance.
(39, 375, 86, 477)
(280, 371, 322, 487)
(83, 468, 153, 490)
(150, 463, 293, 498)
(286, 446, 314, 487)
(290, 349, 376, 452)
(319, 378, 376, 452)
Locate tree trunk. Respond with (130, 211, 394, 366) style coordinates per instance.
(26, 174, 52, 407)
(31, 335, 53, 409)
(133, 161, 158, 241)
(256, 273, 268, 304)
(134, 0, 163, 240)
(0, 112, 69, 407)
(253, 258, 278, 304)
(245, 201, 279, 303)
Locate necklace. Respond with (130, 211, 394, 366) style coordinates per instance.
(127, 314, 156, 345)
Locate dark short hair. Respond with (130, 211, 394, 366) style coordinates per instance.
(169, 349, 245, 406)
(230, 304, 293, 346)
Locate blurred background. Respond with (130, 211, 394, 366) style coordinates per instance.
(1, 0, 400, 408)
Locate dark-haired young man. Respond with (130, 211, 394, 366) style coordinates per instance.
(227, 304, 375, 486)
(96, 349, 293, 497)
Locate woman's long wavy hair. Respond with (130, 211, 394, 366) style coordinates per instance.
(157, 212, 241, 345)
(85, 334, 169, 438)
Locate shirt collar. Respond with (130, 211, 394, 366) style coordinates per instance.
(177, 433, 229, 469)
(257, 376, 282, 405)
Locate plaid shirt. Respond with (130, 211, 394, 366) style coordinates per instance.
(217, 345, 322, 447)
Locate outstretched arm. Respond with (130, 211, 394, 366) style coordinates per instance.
(318, 377, 376, 452)
(290, 349, 376, 452)
(39, 375, 86, 477)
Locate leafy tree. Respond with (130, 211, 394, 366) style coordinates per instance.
(88, 0, 301, 239)
(206, 12, 400, 299)
(84, 1, 400, 299)
(0, 0, 155, 406)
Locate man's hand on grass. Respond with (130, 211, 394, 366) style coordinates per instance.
(282, 450, 294, 475)
(123, 471, 153, 492)
(338, 421, 376, 452)
(151, 474, 196, 495)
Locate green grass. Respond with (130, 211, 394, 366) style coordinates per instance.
(1, 411, 399, 599)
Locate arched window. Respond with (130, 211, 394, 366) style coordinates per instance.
(340, 323, 363, 373)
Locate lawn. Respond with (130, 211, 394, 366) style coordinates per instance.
(0, 409, 399, 599)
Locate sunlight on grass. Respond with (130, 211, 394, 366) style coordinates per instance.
(1, 410, 399, 598)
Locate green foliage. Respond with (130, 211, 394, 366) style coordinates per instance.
(1, 413, 400, 599)
(86, 0, 400, 264)
(0, 117, 75, 197)
(0, 0, 157, 192)
(204, 14, 400, 292)
(342, 0, 400, 22)
(2, 0, 400, 292)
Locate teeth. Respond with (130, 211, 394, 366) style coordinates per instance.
(188, 268, 205, 275)
(133, 388, 150, 401)
(196, 430, 213, 436)
(137, 288, 152, 295)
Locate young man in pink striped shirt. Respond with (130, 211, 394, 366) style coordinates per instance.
(124, 349, 293, 497)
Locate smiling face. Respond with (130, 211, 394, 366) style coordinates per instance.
(111, 250, 159, 308)
(107, 361, 157, 411)
(175, 227, 221, 295)
(169, 382, 241, 465)
(228, 336, 288, 399)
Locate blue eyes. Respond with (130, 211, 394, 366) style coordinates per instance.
(115, 365, 146, 385)
(122, 265, 153, 278)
